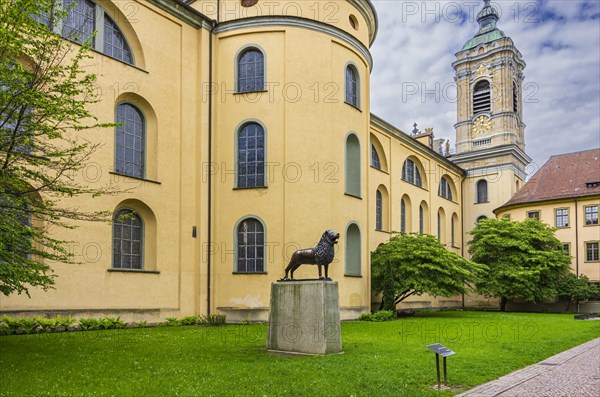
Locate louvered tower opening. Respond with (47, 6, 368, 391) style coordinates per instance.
(513, 81, 518, 114)
(473, 80, 491, 114)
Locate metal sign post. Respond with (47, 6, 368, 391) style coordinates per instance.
(427, 343, 456, 389)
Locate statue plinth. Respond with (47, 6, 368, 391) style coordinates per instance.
(267, 280, 342, 355)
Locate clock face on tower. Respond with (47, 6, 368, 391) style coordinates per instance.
(472, 115, 492, 135)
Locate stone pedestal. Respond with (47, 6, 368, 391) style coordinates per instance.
(267, 280, 342, 355)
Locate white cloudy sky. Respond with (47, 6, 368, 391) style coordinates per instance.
(369, 0, 600, 173)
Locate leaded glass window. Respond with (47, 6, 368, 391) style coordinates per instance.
(585, 206, 598, 225)
(104, 14, 133, 64)
(115, 103, 145, 178)
(439, 177, 453, 200)
(402, 159, 422, 187)
(555, 208, 569, 228)
(62, 0, 96, 45)
(237, 218, 265, 273)
(419, 205, 424, 234)
(477, 180, 488, 203)
(371, 144, 381, 169)
(345, 65, 359, 107)
(400, 199, 406, 233)
(586, 242, 599, 262)
(238, 49, 264, 93)
(113, 209, 143, 270)
(376, 190, 382, 231)
(237, 123, 265, 188)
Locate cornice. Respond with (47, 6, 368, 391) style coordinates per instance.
(214, 16, 373, 70)
(148, 0, 215, 29)
(453, 44, 526, 71)
(347, 0, 379, 46)
(449, 144, 532, 167)
(494, 194, 600, 215)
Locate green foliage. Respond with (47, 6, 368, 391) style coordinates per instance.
(0, 0, 117, 297)
(134, 321, 148, 328)
(179, 316, 200, 326)
(165, 317, 180, 327)
(358, 312, 373, 321)
(35, 317, 60, 332)
(78, 318, 100, 331)
(55, 316, 76, 329)
(371, 233, 486, 307)
(199, 314, 227, 326)
(469, 219, 572, 310)
(359, 310, 396, 322)
(557, 274, 600, 310)
(98, 317, 126, 330)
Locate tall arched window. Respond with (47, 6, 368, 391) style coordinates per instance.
(345, 65, 359, 107)
(236, 218, 265, 273)
(438, 177, 453, 201)
(419, 204, 424, 234)
(476, 179, 488, 203)
(371, 144, 381, 170)
(513, 81, 518, 114)
(238, 48, 264, 93)
(473, 80, 491, 114)
(113, 209, 143, 270)
(345, 223, 361, 276)
(437, 211, 441, 241)
(400, 199, 406, 233)
(437, 208, 446, 243)
(345, 134, 361, 197)
(477, 215, 488, 223)
(402, 159, 422, 187)
(237, 123, 265, 188)
(115, 103, 145, 178)
(451, 215, 456, 246)
(104, 14, 133, 64)
(375, 190, 383, 231)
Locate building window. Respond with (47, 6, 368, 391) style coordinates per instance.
(527, 211, 540, 220)
(345, 223, 361, 276)
(345, 134, 361, 197)
(438, 177, 453, 201)
(371, 144, 381, 170)
(555, 208, 569, 228)
(375, 190, 382, 231)
(437, 211, 441, 241)
(402, 159, 422, 187)
(113, 209, 143, 270)
(236, 218, 265, 273)
(473, 80, 491, 114)
(237, 123, 265, 188)
(451, 216, 456, 247)
(237, 48, 265, 93)
(62, 0, 95, 45)
(476, 180, 488, 203)
(477, 215, 488, 223)
(419, 204, 424, 234)
(400, 199, 406, 233)
(345, 65, 359, 107)
(586, 242, 599, 262)
(562, 243, 570, 253)
(103, 14, 133, 64)
(115, 103, 145, 178)
(585, 206, 598, 225)
(513, 81, 519, 114)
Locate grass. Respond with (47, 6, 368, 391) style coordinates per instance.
(0, 311, 598, 396)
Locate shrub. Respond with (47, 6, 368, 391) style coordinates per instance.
(55, 316, 76, 329)
(358, 313, 373, 322)
(199, 314, 226, 326)
(17, 318, 39, 334)
(371, 310, 396, 322)
(179, 316, 200, 326)
(165, 317, 180, 326)
(2, 315, 22, 335)
(79, 318, 100, 331)
(35, 317, 59, 333)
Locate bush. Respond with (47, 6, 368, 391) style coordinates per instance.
(371, 310, 396, 322)
(165, 317, 180, 327)
(358, 313, 373, 322)
(179, 316, 200, 326)
(79, 318, 100, 331)
(199, 314, 226, 326)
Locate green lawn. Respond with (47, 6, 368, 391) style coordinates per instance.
(0, 311, 598, 396)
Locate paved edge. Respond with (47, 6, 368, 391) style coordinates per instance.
(456, 338, 600, 397)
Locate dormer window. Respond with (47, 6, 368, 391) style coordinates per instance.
(586, 182, 600, 188)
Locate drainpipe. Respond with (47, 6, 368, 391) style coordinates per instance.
(461, 173, 466, 309)
(206, 18, 217, 316)
(575, 199, 579, 313)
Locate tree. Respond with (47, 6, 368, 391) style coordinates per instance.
(0, 0, 116, 296)
(556, 274, 600, 312)
(469, 218, 571, 311)
(371, 233, 486, 311)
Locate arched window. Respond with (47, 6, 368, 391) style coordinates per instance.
(238, 48, 265, 93)
(437, 208, 446, 243)
(473, 80, 491, 114)
(437, 211, 441, 241)
(400, 199, 406, 233)
(419, 204, 424, 234)
(402, 159, 422, 187)
(345, 65, 359, 107)
(113, 209, 143, 270)
(451, 215, 456, 246)
(62, 0, 96, 45)
(476, 179, 488, 203)
(513, 81, 518, 114)
(371, 144, 381, 170)
(376, 190, 383, 231)
(477, 215, 488, 223)
(104, 14, 133, 64)
(345, 223, 361, 276)
(236, 218, 265, 273)
(115, 103, 145, 178)
(237, 123, 265, 188)
(438, 177, 453, 201)
(345, 134, 361, 197)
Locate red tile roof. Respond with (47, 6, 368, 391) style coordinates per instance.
(496, 148, 600, 212)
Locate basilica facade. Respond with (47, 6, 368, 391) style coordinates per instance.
(3, 0, 596, 321)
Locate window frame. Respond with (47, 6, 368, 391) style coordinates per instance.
(344, 222, 362, 277)
(438, 176, 454, 201)
(344, 62, 360, 109)
(584, 205, 599, 226)
(400, 198, 406, 234)
(235, 45, 266, 94)
(375, 190, 383, 231)
(527, 210, 541, 220)
(555, 208, 570, 228)
(562, 242, 571, 254)
(234, 216, 267, 274)
(419, 205, 424, 234)
(476, 179, 488, 204)
(370, 143, 381, 170)
(585, 241, 599, 263)
(114, 102, 146, 179)
(402, 158, 423, 188)
(235, 120, 267, 189)
(473, 79, 491, 115)
(112, 208, 144, 270)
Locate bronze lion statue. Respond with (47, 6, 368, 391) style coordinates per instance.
(283, 230, 340, 280)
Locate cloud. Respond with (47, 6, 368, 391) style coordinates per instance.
(369, 0, 600, 172)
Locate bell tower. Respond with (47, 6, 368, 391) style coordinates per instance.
(451, 0, 532, 233)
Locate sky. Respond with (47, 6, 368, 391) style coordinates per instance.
(368, 0, 600, 174)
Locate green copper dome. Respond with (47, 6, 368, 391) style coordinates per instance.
(462, 0, 506, 50)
